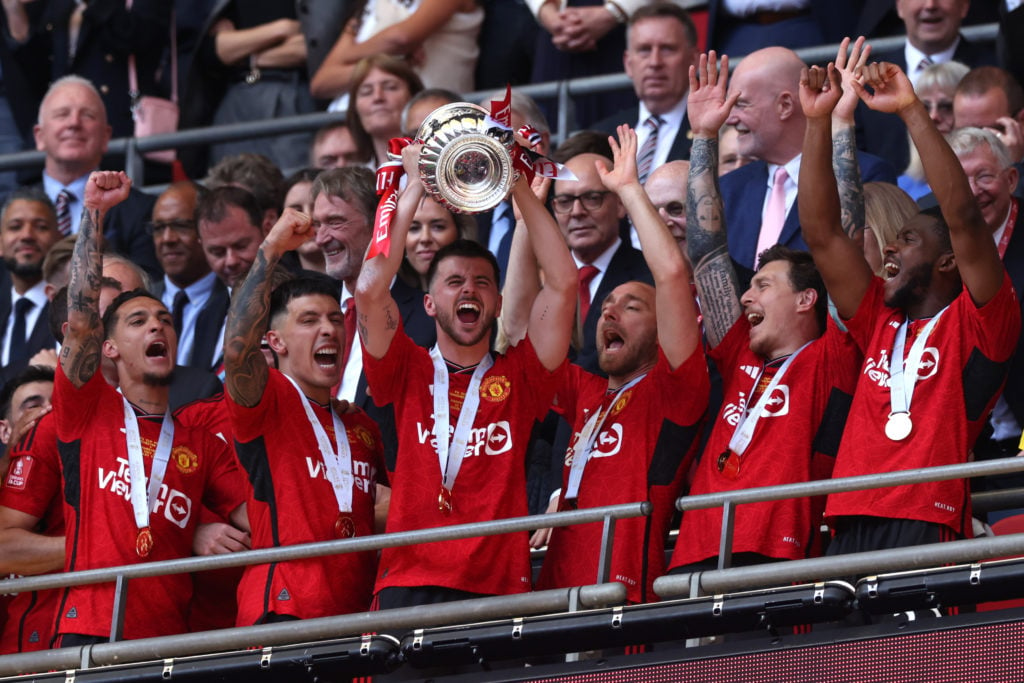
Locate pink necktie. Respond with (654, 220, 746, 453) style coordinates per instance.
(755, 167, 789, 268)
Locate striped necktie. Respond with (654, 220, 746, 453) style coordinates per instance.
(637, 116, 662, 185)
(56, 190, 74, 236)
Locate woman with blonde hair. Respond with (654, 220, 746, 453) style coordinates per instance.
(862, 181, 920, 277)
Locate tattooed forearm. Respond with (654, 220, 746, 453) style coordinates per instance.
(832, 126, 865, 241)
(224, 248, 276, 407)
(62, 207, 104, 387)
(384, 305, 398, 331)
(694, 249, 744, 348)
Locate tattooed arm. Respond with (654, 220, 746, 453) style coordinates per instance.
(223, 208, 313, 407)
(354, 145, 425, 361)
(61, 171, 131, 388)
(685, 52, 744, 349)
(832, 37, 868, 244)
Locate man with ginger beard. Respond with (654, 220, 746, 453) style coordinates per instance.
(224, 209, 387, 625)
(53, 171, 248, 645)
(355, 145, 577, 608)
(526, 126, 708, 604)
(666, 53, 860, 573)
(800, 62, 1019, 554)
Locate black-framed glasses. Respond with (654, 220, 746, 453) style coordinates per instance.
(146, 219, 197, 235)
(656, 201, 684, 218)
(551, 191, 612, 214)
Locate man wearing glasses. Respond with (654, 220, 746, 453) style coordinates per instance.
(149, 182, 230, 371)
(552, 150, 652, 374)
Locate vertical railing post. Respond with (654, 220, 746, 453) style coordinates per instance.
(717, 499, 737, 571)
(109, 573, 129, 642)
(596, 514, 616, 584)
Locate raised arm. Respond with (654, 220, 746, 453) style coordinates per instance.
(223, 208, 313, 407)
(61, 171, 130, 388)
(855, 61, 1004, 306)
(832, 37, 869, 245)
(799, 65, 875, 319)
(685, 52, 743, 348)
(354, 147, 425, 360)
(515, 177, 577, 371)
(599, 125, 700, 369)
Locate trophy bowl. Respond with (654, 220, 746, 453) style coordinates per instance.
(417, 102, 517, 214)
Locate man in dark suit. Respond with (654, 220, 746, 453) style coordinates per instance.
(149, 182, 230, 372)
(592, 4, 698, 179)
(722, 46, 897, 287)
(0, 189, 60, 383)
(946, 128, 1024, 494)
(312, 167, 434, 468)
(858, 1, 997, 172)
(30, 76, 159, 278)
(953, 66, 1024, 166)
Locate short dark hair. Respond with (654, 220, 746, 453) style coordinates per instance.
(102, 289, 166, 338)
(269, 272, 341, 327)
(918, 206, 954, 253)
(551, 130, 614, 164)
(756, 245, 827, 333)
(309, 166, 379, 223)
(426, 239, 500, 290)
(0, 187, 57, 227)
(0, 365, 55, 420)
(197, 185, 264, 231)
(282, 167, 322, 212)
(956, 66, 1024, 118)
(629, 2, 697, 47)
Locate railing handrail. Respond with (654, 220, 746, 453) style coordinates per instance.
(0, 501, 650, 594)
(675, 457, 1024, 511)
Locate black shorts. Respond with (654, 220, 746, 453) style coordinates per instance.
(374, 585, 491, 611)
(827, 515, 960, 556)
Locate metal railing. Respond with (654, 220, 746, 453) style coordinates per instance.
(0, 25, 997, 186)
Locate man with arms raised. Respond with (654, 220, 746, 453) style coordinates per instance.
(53, 171, 248, 644)
(355, 149, 577, 608)
(224, 209, 386, 625)
(533, 126, 708, 604)
(669, 53, 860, 573)
(800, 61, 1020, 554)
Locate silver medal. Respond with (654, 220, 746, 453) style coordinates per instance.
(885, 411, 913, 441)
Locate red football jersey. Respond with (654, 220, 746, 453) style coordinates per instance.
(671, 317, 859, 568)
(538, 349, 709, 604)
(364, 330, 564, 596)
(825, 275, 1021, 534)
(53, 368, 246, 640)
(228, 369, 385, 624)
(0, 413, 64, 653)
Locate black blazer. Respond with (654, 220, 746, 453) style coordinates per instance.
(591, 105, 693, 162)
(575, 242, 653, 375)
(152, 277, 231, 372)
(0, 271, 57, 384)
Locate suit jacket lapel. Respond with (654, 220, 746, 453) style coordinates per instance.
(191, 279, 230, 370)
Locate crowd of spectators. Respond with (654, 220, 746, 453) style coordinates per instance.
(0, 0, 1023, 665)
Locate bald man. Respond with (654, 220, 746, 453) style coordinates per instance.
(644, 160, 689, 252)
(718, 47, 895, 286)
(150, 182, 230, 371)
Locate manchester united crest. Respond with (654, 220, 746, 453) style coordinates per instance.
(480, 375, 511, 403)
(173, 446, 199, 474)
(610, 390, 633, 416)
(352, 425, 376, 449)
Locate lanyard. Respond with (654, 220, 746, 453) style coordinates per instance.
(565, 374, 646, 500)
(997, 198, 1019, 260)
(429, 346, 494, 490)
(727, 342, 811, 457)
(283, 374, 353, 514)
(123, 398, 174, 531)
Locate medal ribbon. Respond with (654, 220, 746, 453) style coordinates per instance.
(283, 375, 354, 514)
(429, 346, 494, 491)
(889, 307, 947, 418)
(727, 342, 812, 458)
(997, 198, 1018, 260)
(565, 374, 646, 501)
(123, 398, 174, 533)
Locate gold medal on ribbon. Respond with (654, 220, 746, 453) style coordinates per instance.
(136, 527, 153, 558)
(335, 514, 356, 539)
(438, 485, 454, 516)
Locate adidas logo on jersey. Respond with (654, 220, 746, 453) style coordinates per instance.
(740, 365, 759, 379)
